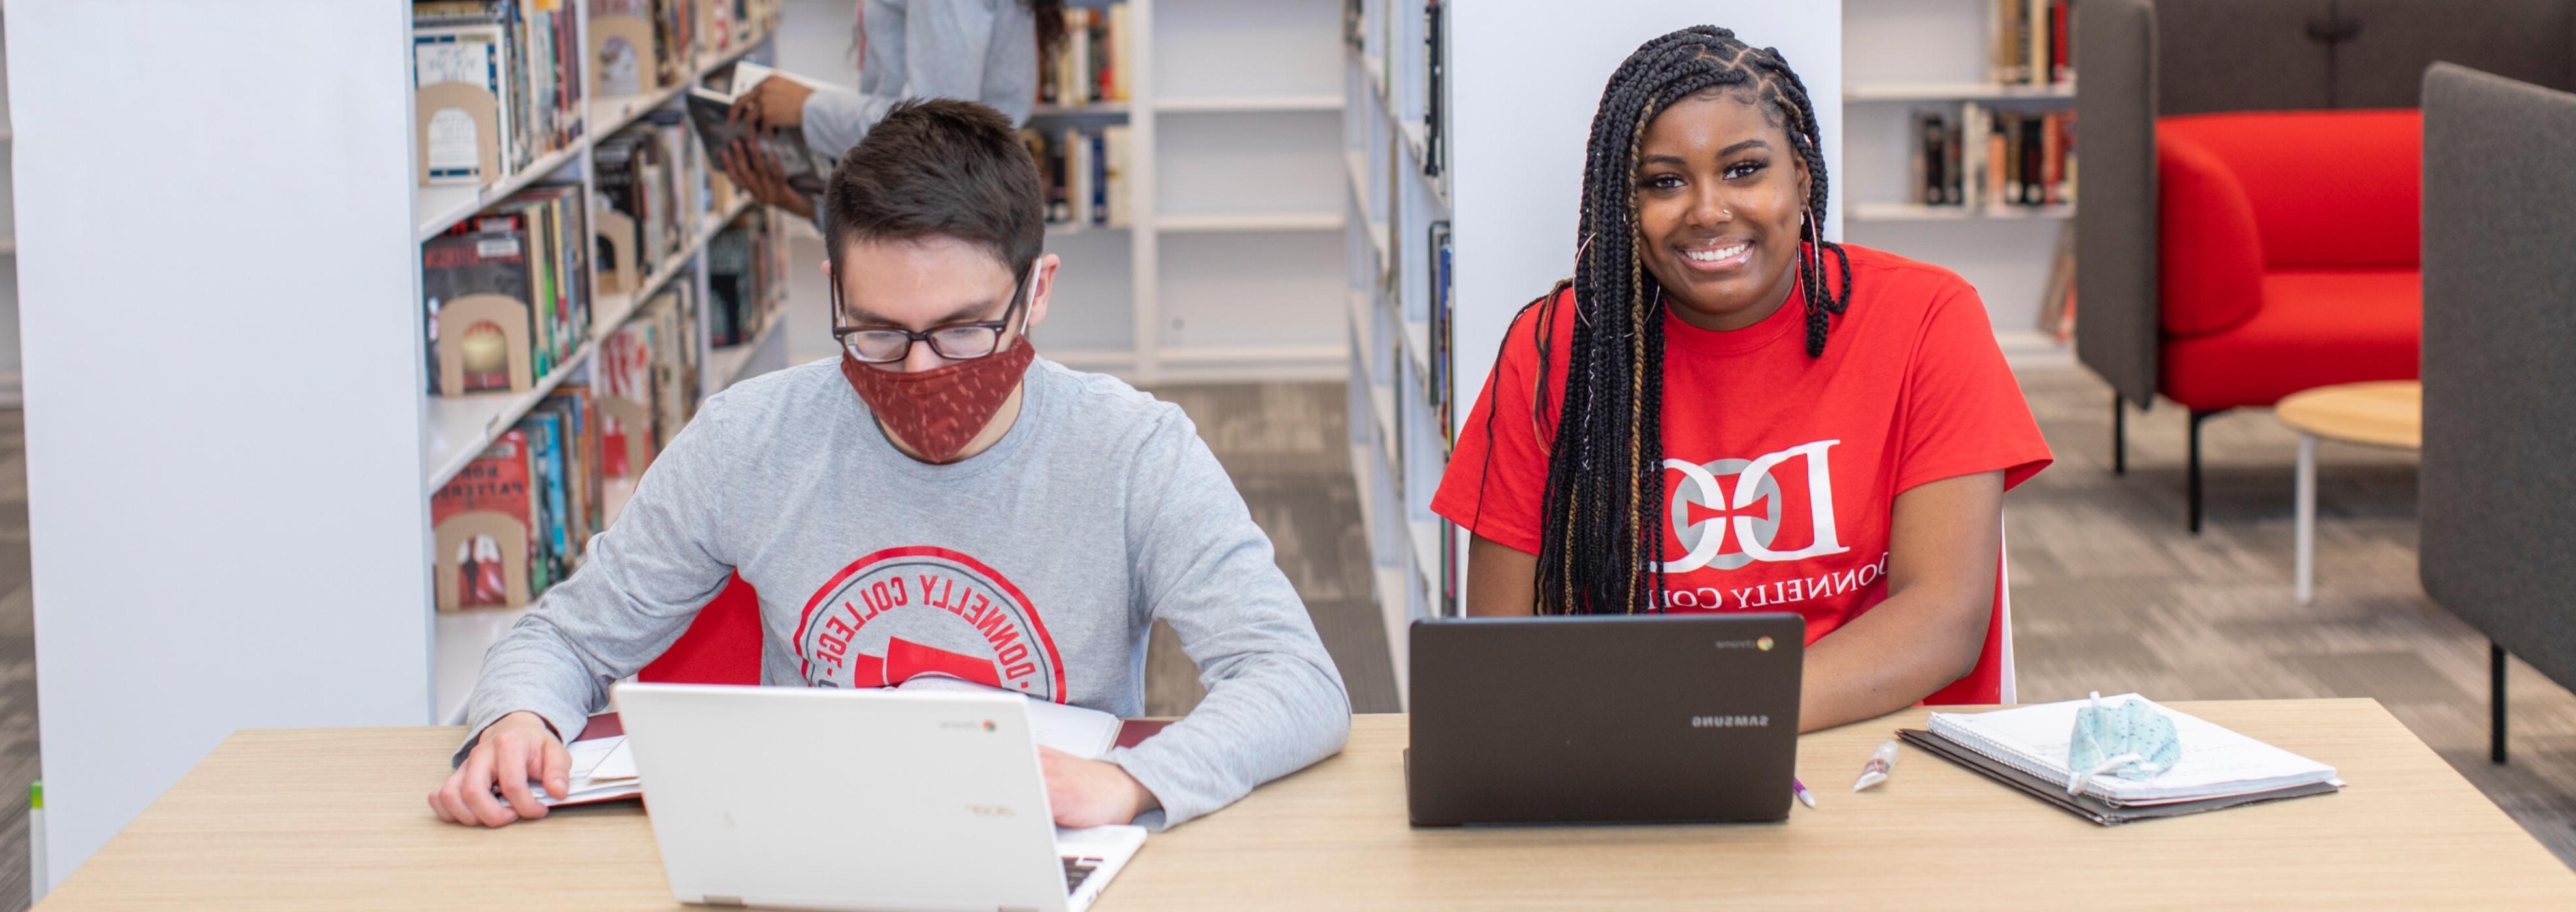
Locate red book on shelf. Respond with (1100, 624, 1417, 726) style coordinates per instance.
(2052, 1, 2072, 84)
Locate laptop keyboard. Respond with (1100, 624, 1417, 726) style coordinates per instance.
(1061, 855, 1104, 895)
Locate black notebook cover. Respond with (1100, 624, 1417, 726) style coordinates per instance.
(1897, 728, 2341, 825)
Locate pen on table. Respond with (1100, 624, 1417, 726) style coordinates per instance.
(1853, 739, 1900, 792)
(1791, 777, 1817, 809)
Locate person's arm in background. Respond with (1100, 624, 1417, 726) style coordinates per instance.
(426, 401, 742, 828)
(731, 0, 1009, 220)
(1096, 409, 1353, 829)
(787, 0, 1000, 163)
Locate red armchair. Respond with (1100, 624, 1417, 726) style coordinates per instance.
(2147, 110, 2423, 530)
(637, 571, 763, 685)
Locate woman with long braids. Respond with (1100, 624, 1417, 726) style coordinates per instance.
(1431, 27, 2052, 731)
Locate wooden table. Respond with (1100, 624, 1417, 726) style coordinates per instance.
(2275, 381, 2422, 605)
(40, 700, 2574, 909)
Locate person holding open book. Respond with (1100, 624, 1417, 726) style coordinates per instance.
(429, 98, 1351, 830)
(1431, 26, 2052, 732)
(719, 0, 1065, 220)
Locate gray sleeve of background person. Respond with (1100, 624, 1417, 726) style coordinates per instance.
(800, 0, 1004, 163)
(1103, 411, 1353, 827)
(452, 402, 740, 765)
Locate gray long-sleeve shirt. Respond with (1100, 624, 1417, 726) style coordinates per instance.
(800, 0, 1039, 164)
(459, 358, 1353, 827)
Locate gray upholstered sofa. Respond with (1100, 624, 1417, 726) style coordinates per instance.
(2074, 0, 2576, 532)
(2418, 63, 2576, 765)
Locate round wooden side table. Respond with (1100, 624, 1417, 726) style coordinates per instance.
(2273, 380, 2422, 605)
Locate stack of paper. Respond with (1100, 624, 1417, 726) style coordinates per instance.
(534, 734, 641, 807)
(1904, 694, 2342, 824)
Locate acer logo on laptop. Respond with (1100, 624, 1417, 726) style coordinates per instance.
(964, 803, 1017, 817)
(1690, 715, 1771, 728)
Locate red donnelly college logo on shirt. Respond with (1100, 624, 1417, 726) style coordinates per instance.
(792, 546, 1069, 702)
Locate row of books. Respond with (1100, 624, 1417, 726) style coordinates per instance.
(407, 0, 777, 193)
(431, 389, 592, 610)
(1992, 0, 2072, 87)
(708, 208, 786, 348)
(423, 184, 597, 396)
(1039, 5, 1133, 107)
(1423, 0, 1445, 177)
(594, 111, 702, 296)
(593, 0, 776, 97)
(412, 1, 585, 188)
(1907, 106, 2076, 210)
(431, 285, 701, 610)
(1425, 220, 1454, 453)
(597, 285, 705, 511)
(1019, 126, 1133, 228)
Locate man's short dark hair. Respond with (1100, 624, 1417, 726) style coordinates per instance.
(822, 98, 1044, 278)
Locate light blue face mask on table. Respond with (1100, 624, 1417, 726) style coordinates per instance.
(2067, 691, 2181, 795)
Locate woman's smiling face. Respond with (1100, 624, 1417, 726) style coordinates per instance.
(1632, 88, 1810, 332)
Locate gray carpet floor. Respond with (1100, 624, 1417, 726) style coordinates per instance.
(0, 360, 2571, 905)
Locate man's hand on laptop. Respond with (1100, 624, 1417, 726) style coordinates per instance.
(429, 711, 570, 827)
(1039, 747, 1161, 827)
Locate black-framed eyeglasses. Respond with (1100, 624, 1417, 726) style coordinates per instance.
(830, 264, 1032, 364)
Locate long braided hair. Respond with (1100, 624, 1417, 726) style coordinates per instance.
(1509, 26, 1853, 615)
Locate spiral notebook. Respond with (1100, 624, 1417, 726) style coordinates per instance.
(1903, 694, 2342, 825)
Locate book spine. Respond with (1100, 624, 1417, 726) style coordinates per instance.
(2027, 0, 2046, 86)
(2020, 113, 2044, 205)
(1908, 111, 1928, 205)
(1985, 113, 2008, 213)
(1090, 130, 1107, 226)
(2051, 0, 2072, 84)
(2042, 111, 2064, 205)
(2002, 115, 2021, 205)
(1960, 103, 1984, 210)
(1945, 113, 1963, 206)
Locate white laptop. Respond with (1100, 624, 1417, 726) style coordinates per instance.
(614, 682, 1148, 911)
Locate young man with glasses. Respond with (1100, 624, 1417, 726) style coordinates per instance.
(431, 99, 1352, 831)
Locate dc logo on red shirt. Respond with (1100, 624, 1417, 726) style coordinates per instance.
(1662, 440, 1850, 573)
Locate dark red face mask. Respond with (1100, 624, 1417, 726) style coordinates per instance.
(840, 339, 1035, 463)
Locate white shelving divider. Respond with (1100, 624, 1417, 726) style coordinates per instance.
(12, 0, 791, 884)
(1019, 0, 1350, 384)
(1121, 0, 1347, 384)
(1843, 0, 2076, 341)
(0, 7, 22, 406)
(1348, 2, 1841, 694)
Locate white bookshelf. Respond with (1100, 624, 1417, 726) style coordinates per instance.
(1843, 0, 2076, 341)
(1157, 211, 1343, 232)
(1017, 0, 1350, 384)
(13, 0, 792, 884)
(1853, 201, 2074, 221)
(1345, 2, 1842, 696)
(1845, 79, 2076, 102)
(1157, 94, 1342, 113)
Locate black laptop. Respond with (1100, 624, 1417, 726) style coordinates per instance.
(1406, 613, 1805, 826)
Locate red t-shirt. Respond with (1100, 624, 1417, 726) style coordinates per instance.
(1431, 244, 2052, 703)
